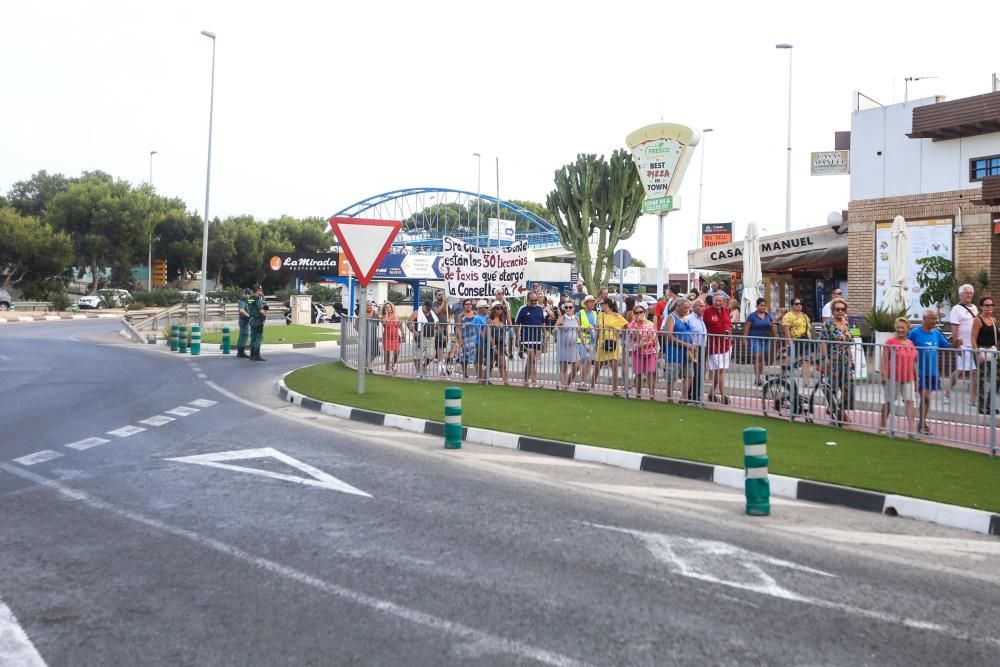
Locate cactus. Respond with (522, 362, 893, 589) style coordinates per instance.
(545, 150, 644, 295)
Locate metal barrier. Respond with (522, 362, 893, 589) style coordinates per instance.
(340, 316, 998, 456)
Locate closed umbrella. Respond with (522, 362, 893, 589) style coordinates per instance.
(884, 215, 909, 313)
(740, 222, 763, 319)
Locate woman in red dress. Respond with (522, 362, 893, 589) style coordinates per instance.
(381, 302, 401, 375)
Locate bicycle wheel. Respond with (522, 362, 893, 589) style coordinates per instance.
(809, 383, 843, 427)
(762, 379, 795, 420)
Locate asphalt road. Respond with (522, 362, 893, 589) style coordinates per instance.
(1, 319, 999, 666)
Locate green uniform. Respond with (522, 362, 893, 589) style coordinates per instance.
(237, 297, 250, 352)
(247, 296, 266, 359)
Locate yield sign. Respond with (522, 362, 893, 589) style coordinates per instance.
(165, 447, 371, 497)
(327, 216, 401, 286)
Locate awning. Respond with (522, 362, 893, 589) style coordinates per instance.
(688, 225, 848, 273)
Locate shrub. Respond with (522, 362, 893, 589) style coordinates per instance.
(863, 304, 909, 332)
(47, 290, 72, 312)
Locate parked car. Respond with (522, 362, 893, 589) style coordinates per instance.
(177, 290, 203, 304)
(97, 288, 132, 308)
(77, 295, 104, 309)
(0, 288, 12, 311)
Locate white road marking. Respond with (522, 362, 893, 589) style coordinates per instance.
(13, 450, 63, 466)
(65, 437, 110, 451)
(465, 453, 600, 468)
(776, 525, 1000, 557)
(165, 406, 199, 417)
(139, 416, 175, 427)
(189, 399, 217, 408)
(0, 595, 47, 666)
(0, 354, 10, 361)
(591, 523, 1000, 647)
(0, 464, 583, 667)
(166, 447, 371, 497)
(106, 425, 146, 438)
(196, 373, 207, 379)
(190, 366, 201, 371)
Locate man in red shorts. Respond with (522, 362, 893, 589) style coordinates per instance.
(703, 293, 733, 404)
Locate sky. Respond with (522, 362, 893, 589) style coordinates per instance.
(3, 0, 998, 273)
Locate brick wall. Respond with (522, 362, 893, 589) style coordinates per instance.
(847, 189, 1000, 315)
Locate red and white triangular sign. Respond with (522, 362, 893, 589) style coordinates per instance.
(327, 216, 401, 286)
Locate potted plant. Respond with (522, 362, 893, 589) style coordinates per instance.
(863, 304, 908, 372)
(915, 256, 955, 310)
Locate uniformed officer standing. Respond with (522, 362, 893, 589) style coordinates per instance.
(236, 287, 252, 358)
(247, 284, 267, 361)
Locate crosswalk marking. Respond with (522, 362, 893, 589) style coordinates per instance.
(65, 437, 110, 451)
(13, 450, 63, 466)
(189, 399, 217, 408)
(139, 415, 175, 427)
(106, 425, 146, 438)
(165, 406, 199, 417)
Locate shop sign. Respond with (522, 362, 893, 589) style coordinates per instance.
(874, 217, 953, 319)
(810, 150, 850, 176)
(626, 123, 700, 215)
(702, 222, 733, 247)
(706, 234, 817, 262)
(266, 252, 340, 274)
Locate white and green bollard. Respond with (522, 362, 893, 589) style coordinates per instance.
(743, 427, 770, 516)
(444, 386, 462, 449)
(190, 325, 201, 356)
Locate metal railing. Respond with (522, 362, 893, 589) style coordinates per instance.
(340, 317, 998, 456)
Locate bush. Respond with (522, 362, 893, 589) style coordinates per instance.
(306, 284, 340, 303)
(130, 289, 185, 308)
(47, 290, 72, 312)
(207, 288, 241, 304)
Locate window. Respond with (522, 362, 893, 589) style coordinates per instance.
(970, 154, 1000, 182)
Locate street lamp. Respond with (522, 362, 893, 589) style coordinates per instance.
(199, 30, 216, 328)
(696, 128, 713, 249)
(148, 150, 158, 291)
(473, 152, 481, 241)
(776, 43, 793, 233)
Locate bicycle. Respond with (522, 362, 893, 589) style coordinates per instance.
(761, 356, 844, 426)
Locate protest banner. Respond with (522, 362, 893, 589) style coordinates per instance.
(440, 236, 529, 300)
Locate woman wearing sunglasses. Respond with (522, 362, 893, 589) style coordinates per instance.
(819, 298, 854, 423)
(555, 301, 581, 390)
(781, 298, 813, 388)
(971, 296, 999, 415)
(627, 302, 658, 399)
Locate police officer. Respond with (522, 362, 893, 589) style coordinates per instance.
(236, 287, 252, 358)
(247, 285, 267, 361)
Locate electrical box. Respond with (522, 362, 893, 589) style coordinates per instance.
(289, 295, 312, 325)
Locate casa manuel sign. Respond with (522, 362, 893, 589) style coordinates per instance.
(707, 235, 816, 262)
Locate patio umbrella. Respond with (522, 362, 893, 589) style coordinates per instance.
(740, 222, 762, 319)
(883, 215, 909, 313)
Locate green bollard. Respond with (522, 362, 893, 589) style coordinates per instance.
(743, 427, 770, 516)
(221, 327, 231, 355)
(190, 325, 201, 356)
(444, 386, 462, 449)
(170, 325, 179, 352)
(178, 326, 187, 354)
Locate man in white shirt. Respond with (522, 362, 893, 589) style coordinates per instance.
(945, 283, 978, 404)
(685, 299, 708, 402)
(821, 288, 844, 322)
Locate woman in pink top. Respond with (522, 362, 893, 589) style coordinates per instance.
(628, 302, 658, 400)
(879, 317, 918, 436)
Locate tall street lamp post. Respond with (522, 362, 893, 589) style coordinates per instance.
(148, 150, 157, 291)
(696, 128, 713, 249)
(199, 30, 216, 328)
(776, 43, 793, 233)
(473, 152, 481, 241)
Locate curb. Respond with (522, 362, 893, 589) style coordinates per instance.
(151, 339, 339, 352)
(274, 377, 1000, 538)
(0, 313, 121, 323)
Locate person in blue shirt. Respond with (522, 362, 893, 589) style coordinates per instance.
(744, 298, 777, 385)
(514, 292, 547, 387)
(907, 308, 961, 436)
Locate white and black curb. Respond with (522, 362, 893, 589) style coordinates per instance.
(150, 338, 338, 352)
(275, 378, 1000, 538)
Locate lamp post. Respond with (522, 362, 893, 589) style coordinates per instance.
(776, 43, 793, 233)
(473, 152, 481, 242)
(148, 150, 157, 291)
(696, 128, 713, 248)
(199, 30, 216, 328)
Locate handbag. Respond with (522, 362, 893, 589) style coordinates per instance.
(603, 338, 617, 352)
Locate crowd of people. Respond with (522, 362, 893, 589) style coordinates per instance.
(351, 281, 1000, 438)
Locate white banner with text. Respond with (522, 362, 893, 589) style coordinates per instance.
(440, 236, 529, 300)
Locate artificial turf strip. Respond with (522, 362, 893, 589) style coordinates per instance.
(285, 361, 1000, 513)
(199, 324, 339, 345)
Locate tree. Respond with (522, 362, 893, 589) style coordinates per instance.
(630, 258, 647, 268)
(6, 170, 73, 218)
(545, 151, 644, 294)
(915, 256, 956, 308)
(0, 207, 74, 290)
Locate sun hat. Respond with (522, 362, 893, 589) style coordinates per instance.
(476, 300, 489, 308)
(582, 294, 596, 303)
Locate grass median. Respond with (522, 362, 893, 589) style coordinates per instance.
(285, 361, 1000, 513)
(200, 324, 339, 345)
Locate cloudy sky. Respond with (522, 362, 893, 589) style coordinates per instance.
(2, 0, 997, 271)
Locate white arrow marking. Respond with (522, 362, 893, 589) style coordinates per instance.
(165, 447, 371, 497)
(0, 595, 46, 666)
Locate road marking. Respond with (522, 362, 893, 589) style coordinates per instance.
(589, 523, 1000, 645)
(65, 437, 110, 451)
(106, 425, 146, 438)
(190, 366, 201, 371)
(465, 453, 600, 468)
(0, 595, 47, 666)
(573, 484, 827, 508)
(13, 450, 63, 466)
(189, 399, 217, 408)
(0, 354, 9, 361)
(165, 406, 199, 417)
(777, 525, 1000, 557)
(0, 464, 583, 667)
(196, 373, 207, 379)
(139, 416, 175, 427)
(165, 447, 371, 497)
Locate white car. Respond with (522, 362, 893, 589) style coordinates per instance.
(97, 288, 132, 308)
(177, 290, 204, 303)
(77, 295, 104, 309)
